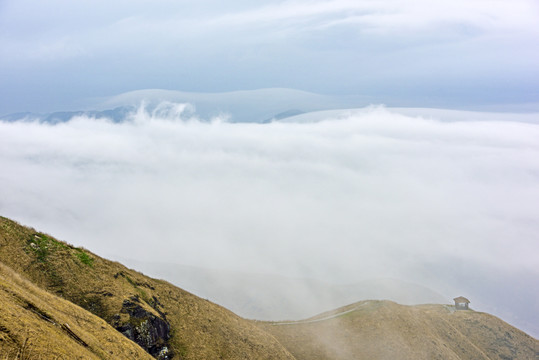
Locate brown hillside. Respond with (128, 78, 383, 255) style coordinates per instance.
(0, 216, 295, 360)
(0, 261, 155, 359)
(258, 300, 539, 360)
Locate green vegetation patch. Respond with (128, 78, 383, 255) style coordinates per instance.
(27, 234, 55, 262)
(27, 232, 94, 267)
(75, 249, 94, 267)
(26, 233, 71, 263)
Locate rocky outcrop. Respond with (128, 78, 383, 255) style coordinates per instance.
(113, 296, 172, 359)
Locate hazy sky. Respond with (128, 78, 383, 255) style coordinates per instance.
(1, 0, 539, 113)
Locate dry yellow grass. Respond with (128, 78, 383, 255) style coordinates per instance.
(258, 300, 539, 360)
(0, 261, 154, 359)
(0, 216, 296, 360)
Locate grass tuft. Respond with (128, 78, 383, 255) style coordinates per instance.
(26, 233, 69, 263)
(74, 249, 94, 267)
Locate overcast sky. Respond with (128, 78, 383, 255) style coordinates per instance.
(1, 0, 538, 113)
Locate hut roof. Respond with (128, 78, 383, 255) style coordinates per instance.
(453, 296, 470, 303)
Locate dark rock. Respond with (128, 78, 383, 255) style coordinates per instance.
(115, 299, 173, 359)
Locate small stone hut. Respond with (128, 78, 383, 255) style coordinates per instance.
(453, 296, 470, 310)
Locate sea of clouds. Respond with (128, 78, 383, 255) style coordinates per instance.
(1, 104, 538, 334)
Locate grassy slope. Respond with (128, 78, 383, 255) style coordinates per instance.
(0, 262, 155, 359)
(258, 300, 539, 360)
(0, 216, 295, 360)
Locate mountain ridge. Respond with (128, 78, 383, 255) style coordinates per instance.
(1, 215, 537, 359)
(258, 300, 538, 360)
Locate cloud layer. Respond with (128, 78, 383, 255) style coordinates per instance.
(1, 106, 538, 285)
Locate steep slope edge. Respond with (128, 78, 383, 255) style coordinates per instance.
(0, 216, 295, 360)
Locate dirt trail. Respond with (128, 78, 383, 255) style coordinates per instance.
(272, 302, 371, 326)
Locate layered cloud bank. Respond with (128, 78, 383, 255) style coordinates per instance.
(1, 105, 538, 333)
(1, 105, 537, 274)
